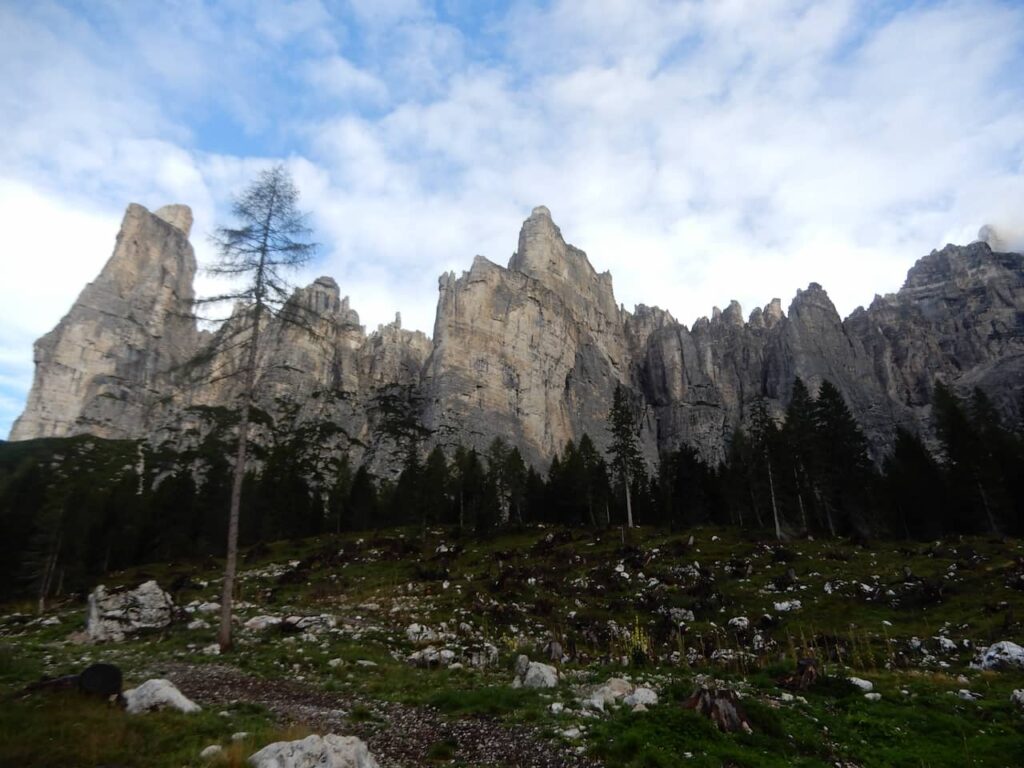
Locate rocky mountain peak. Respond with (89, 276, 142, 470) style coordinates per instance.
(153, 204, 193, 237)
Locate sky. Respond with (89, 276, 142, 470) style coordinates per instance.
(1, 0, 1023, 438)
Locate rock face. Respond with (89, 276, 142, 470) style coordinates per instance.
(86, 580, 174, 642)
(9, 202, 1024, 475)
(248, 734, 379, 768)
(10, 204, 198, 440)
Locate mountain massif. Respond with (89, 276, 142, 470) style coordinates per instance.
(9, 203, 1024, 477)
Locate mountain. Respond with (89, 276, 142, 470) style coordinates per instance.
(9, 202, 1024, 475)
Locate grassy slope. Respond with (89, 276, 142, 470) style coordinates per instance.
(2, 525, 1023, 767)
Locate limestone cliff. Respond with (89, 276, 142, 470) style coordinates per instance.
(10, 204, 198, 440)
(10, 203, 1024, 478)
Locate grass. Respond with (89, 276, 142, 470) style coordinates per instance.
(2, 525, 1024, 766)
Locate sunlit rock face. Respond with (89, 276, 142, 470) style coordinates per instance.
(10, 203, 1024, 476)
(10, 203, 199, 440)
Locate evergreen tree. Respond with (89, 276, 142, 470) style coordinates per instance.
(882, 428, 949, 538)
(607, 383, 645, 527)
(781, 377, 817, 533)
(420, 446, 452, 531)
(812, 380, 873, 536)
(749, 396, 784, 540)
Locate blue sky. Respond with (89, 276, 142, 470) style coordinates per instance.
(2, 0, 1024, 438)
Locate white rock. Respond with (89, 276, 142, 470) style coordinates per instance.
(124, 679, 201, 715)
(669, 608, 695, 624)
(203, 643, 221, 656)
(957, 689, 982, 701)
(86, 581, 174, 642)
(549, 702, 564, 714)
(405, 623, 438, 644)
(973, 641, 1024, 671)
(727, 616, 749, 631)
(590, 677, 633, 705)
(187, 619, 211, 631)
(864, 692, 881, 701)
(936, 636, 958, 653)
(1010, 689, 1024, 710)
(773, 600, 802, 612)
(248, 734, 379, 768)
(328, 658, 343, 668)
(848, 677, 874, 692)
(283, 615, 336, 633)
(624, 687, 658, 708)
(511, 655, 558, 688)
(233, 732, 250, 741)
(200, 745, 223, 760)
(560, 727, 582, 740)
(244, 615, 282, 632)
(355, 660, 377, 667)
(196, 602, 221, 615)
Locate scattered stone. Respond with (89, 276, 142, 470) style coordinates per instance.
(248, 734, 379, 768)
(282, 615, 336, 634)
(244, 615, 282, 632)
(727, 616, 750, 631)
(624, 687, 658, 708)
(405, 623, 438, 644)
(124, 679, 201, 714)
(549, 702, 564, 715)
(511, 655, 558, 688)
(958, 689, 982, 701)
(1010, 689, 1024, 710)
(200, 745, 223, 760)
(560, 727, 582, 740)
(233, 732, 251, 741)
(773, 599, 802, 612)
(86, 581, 174, 642)
(848, 677, 874, 692)
(973, 641, 1024, 671)
(196, 602, 221, 615)
(203, 643, 221, 656)
(355, 660, 377, 668)
(188, 619, 211, 631)
(864, 692, 882, 702)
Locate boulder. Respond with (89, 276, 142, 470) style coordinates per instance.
(973, 641, 1024, 671)
(248, 734, 379, 768)
(124, 678, 200, 714)
(590, 678, 633, 706)
(624, 687, 658, 708)
(1010, 689, 1024, 710)
(511, 655, 558, 688)
(245, 615, 282, 632)
(86, 581, 174, 642)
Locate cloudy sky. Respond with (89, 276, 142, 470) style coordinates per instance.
(1, 0, 1023, 438)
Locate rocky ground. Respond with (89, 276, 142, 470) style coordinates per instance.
(2, 525, 1024, 767)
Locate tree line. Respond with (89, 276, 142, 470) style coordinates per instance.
(2, 376, 1022, 606)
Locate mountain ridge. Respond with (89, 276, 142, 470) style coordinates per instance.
(9, 202, 1024, 478)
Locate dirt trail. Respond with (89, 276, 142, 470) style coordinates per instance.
(162, 662, 598, 768)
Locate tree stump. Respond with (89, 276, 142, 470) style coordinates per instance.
(779, 657, 819, 690)
(682, 687, 753, 733)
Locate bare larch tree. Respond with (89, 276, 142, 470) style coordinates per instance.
(205, 165, 317, 651)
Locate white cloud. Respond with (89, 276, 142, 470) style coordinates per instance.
(1, 0, 1023, 437)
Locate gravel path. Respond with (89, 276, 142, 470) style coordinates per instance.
(160, 662, 599, 768)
